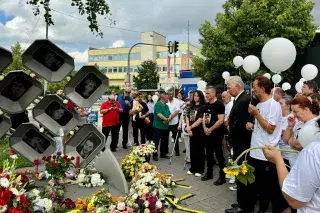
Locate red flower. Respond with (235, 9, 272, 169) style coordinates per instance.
(151, 210, 157, 213)
(145, 193, 150, 199)
(9, 149, 16, 155)
(71, 156, 75, 160)
(0, 168, 3, 174)
(64, 198, 75, 209)
(51, 162, 57, 168)
(8, 208, 24, 213)
(19, 174, 29, 184)
(19, 194, 29, 206)
(63, 155, 68, 160)
(42, 156, 46, 161)
(52, 155, 56, 159)
(57, 152, 62, 156)
(32, 77, 36, 80)
(46, 156, 52, 161)
(0, 188, 13, 205)
(33, 159, 39, 166)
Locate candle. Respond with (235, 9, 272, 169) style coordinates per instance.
(76, 156, 80, 168)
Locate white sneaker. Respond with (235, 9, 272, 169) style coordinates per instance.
(187, 170, 193, 175)
(229, 177, 235, 184)
(229, 185, 237, 191)
(178, 138, 182, 143)
(195, 173, 202, 177)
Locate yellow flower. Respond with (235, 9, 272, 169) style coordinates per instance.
(132, 160, 136, 164)
(69, 210, 80, 213)
(223, 168, 229, 174)
(96, 208, 104, 213)
(130, 171, 134, 176)
(87, 202, 95, 212)
(240, 165, 248, 175)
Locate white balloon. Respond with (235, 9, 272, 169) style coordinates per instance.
(301, 64, 318, 81)
(299, 78, 306, 83)
(152, 95, 159, 103)
(295, 81, 303, 93)
(233, 56, 244, 68)
(222, 71, 230, 80)
(298, 126, 320, 148)
(281, 82, 291, 91)
(197, 80, 207, 90)
(261, 37, 297, 73)
(243, 55, 260, 74)
(165, 86, 172, 92)
(263, 73, 271, 79)
(160, 74, 166, 81)
(272, 74, 282, 84)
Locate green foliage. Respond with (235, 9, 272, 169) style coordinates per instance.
(0, 137, 33, 169)
(4, 42, 28, 74)
(194, 0, 317, 86)
(27, 0, 114, 38)
(47, 79, 69, 94)
(133, 60, 159, 90)
(105, 85, 124, 95)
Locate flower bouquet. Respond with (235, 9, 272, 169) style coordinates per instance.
(121, 153, 144, 181)
(131, 143, 156, 163)
(42, 152, 74, 180)
(224, 146, 299, 185)
(77, 168, 105, 187)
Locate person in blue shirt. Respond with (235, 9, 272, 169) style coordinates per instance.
(116, 88, 133, 149)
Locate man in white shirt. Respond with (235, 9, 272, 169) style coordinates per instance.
(246, 76, 288, 213)
(167, 89, 181, 156)
(222, 91, 233, 130)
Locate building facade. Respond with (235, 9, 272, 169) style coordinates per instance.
(87, 31, 199, 87)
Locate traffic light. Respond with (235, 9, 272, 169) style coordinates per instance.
(173, 41, 179, 53)
(167, 41, 173, 54)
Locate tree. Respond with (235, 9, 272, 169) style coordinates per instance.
(47, 79, 68, 94)
(27, 0, 114, 38)
(133, 60, 159, 90)
(194, 0, 316, 85)
(4, 42, 28, 74)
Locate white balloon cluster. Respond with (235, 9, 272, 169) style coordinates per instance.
(301, 64, 318, 81)
(261, 37, 297, 73)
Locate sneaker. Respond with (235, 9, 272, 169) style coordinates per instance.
(187, 170, 193, 175)
(229, 185, 237, 191)
(178, 138, 182, 143)
(229, 177, 235, 184)
(195, 173, 202, 177)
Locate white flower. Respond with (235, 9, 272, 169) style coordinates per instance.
(117, 202, 126, 211)
(66, 76, 71, 81)
(39, 127, 44, 133)
(0, 178, 9, 188)
(0, 205, 7, 213)
(69, 131, 74, 135)
(77, 174, 86, 183)
(0, 75, 4, 81)
(30, 73, 36, 78)
(31, 189, 40, 196)
(156, 200, 163, 209)
(131, 193, 138, 200)
(9, 154, 18, 159)
(43, 198, 53, 212)
(63, 99, 68, 104)
(150, 180, 155, 185)
(130, 188, 135, 193)
(144, 201, 149, 207)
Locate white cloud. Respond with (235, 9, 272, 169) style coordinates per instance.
(110, 40, 125, 48)
(68, 50, 88, 64)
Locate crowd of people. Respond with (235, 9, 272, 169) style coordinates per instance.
(99, 76, 320, 213)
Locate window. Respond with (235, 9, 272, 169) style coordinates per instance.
(113, 67, 117, 73)
(123, 67, 127, 72)
(157, 52, 167, 59)
(118, 67, 123, 72)
(108, 55, 112, 61)
(108, 67, 112, 73)
(163, 67, 167, 71)
(157, 66, 162, 72)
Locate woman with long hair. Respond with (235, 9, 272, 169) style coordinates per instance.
(282, 95, 320, 165)
(186, 90, 206, 177)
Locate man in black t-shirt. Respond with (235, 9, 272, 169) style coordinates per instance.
(130, 93, 149, 145)
(202, 86, 226, 185)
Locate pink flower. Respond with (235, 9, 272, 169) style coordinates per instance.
(127, 207, 134, 213)
(117, 202, 126, 211)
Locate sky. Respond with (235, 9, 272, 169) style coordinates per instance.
(0, 0, 319, 69)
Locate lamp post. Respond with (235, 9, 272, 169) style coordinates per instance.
(127, 43, 168, 87)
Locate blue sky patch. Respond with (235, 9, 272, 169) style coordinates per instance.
(0, 10, 15, 24)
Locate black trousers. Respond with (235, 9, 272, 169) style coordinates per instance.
(132, 120, 146, 145)
(146, 113, 154, 141)
(153, 128, 169, 157)
(190, 128, 205, 174)
(120, 113, 130, 146)
(102, 125, 120, 149)
(251, 158, 289, 213)
(205, 132, 225, 177)
(169, 123, 179, 153)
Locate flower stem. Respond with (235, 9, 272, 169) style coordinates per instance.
(234, 146, 299, 165)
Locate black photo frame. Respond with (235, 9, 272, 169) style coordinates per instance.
(1, 75, 33, 102)
(22, 129, 51, 154)
(75, 73, 102, 99)
(75, 132, 101, 159)
(45, 101, 73, 126)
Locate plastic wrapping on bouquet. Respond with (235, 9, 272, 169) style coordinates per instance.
(0, 115, 11, 139)
(22, 39, 74, 82)
(64, 124, 105, 168)
(9, 123, 56, 163)
(32, 94, 80, 136)
(0, 71, 43, 114)
(0, 46, 13, 74)
(64, 65, 109, 108)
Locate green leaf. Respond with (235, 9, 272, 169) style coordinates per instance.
(236, 173, 248, 185)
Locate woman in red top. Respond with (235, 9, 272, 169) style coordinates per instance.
(100, 95, 123, 152)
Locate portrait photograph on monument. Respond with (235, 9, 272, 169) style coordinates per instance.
(22, 129, 50, 154)
(1, 75, 32, 101)
(75, 132, 101, 159)
(75, 73, 102, 99)
(45, 101, 73, 126)
(33, 45, 65, 72)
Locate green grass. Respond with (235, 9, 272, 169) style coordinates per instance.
(0, 137, 33, 169)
